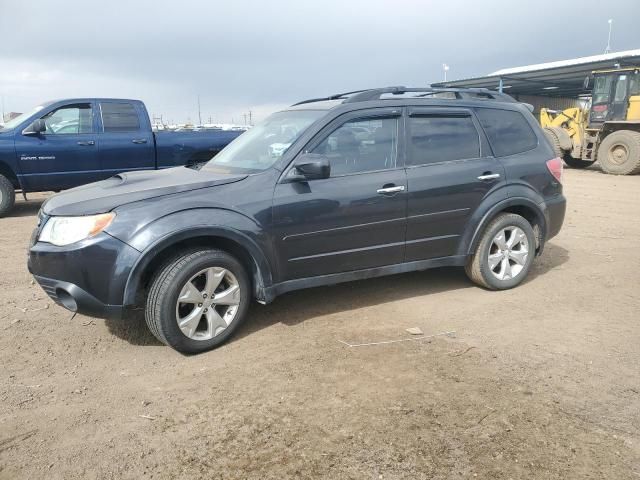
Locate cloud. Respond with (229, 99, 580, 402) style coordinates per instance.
(1, 0, 638, 123)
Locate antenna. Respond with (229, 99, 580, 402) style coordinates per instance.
(442, 64, 450, 82)
(605, 19, 613, 54)
(197, 95, 202, 125)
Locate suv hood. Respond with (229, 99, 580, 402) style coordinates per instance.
(43, 167, 247, 216)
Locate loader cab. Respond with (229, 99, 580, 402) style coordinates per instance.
(588, 68, 640, 127)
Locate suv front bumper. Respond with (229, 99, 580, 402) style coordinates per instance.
(28, 232, 141, 320)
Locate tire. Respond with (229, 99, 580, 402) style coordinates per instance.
(0, 174, 16, 218)
(543, 128, 563, 158)
(597, 130, 640, 175)
(145, 249, 251, 354)
(563, 155, 595, 169)
(465, 213, 536, 290)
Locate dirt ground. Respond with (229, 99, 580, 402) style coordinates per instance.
(1, 167, 639, 479)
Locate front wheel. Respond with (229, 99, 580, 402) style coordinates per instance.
(145, 249, 251, 354)
(465, 213, 536, 290)
(0, 174, 15, 218)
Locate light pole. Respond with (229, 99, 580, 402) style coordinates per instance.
(442, 64, 450, 82)
(605, 19, 613, 54)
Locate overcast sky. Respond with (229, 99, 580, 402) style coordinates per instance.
(1, 0, 638, 124)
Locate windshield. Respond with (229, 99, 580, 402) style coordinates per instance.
(0, 103, 52, 130)
(203, 110, 325, 173)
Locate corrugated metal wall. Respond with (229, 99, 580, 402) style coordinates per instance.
(511, 95, 587, 115)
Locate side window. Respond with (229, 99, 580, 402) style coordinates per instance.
(614, 75, 628, 102)
(408, 115, 479, 166)
(41, 104, 93, 135)
(476, 108, 538, 157)
(100, 102, 140, 133)
(312, 117, 398, 176)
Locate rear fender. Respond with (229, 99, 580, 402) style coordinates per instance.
(459, 186, 547, 257)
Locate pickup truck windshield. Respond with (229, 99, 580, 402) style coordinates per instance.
(0, 103, 53, 131)
(203, 110, 324, 173)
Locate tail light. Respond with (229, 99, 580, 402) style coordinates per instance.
(546, 157, 563, 183)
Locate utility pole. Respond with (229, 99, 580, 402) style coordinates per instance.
(605, 19, 613, 54)
(197, 95, 202, 125)
(243, 113, 247, 125)
(248, 110, 253, 125)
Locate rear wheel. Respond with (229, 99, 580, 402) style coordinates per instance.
(145, 249, 251, 354)
(597, 130, 640, 175)
(0, 174, 15, 218)
(465, 213, 536, 290)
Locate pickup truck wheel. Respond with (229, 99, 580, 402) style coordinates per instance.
(145, 249, 251, 354)
(0, 174, 16, 218)
(465, 213, 536, 290)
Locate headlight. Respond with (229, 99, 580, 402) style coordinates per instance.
(39, 213, 115, 246)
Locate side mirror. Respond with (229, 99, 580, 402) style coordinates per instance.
(583, 75, 591, 90)
(290, 153, 330, 181)
(24, 118, 46, 135)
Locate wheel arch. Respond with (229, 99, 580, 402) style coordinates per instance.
(0, 160, 20, 189)
(123, 227, 275, 307)
(599, 122, 640, 139)
(461, 197, 547, 258)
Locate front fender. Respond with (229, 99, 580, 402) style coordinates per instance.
(116, 209, 275, 306)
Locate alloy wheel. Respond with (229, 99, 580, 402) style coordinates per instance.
(487, 226, 529, 281)
(175, 267, 241, 340)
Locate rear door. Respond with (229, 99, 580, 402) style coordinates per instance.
(272, 108, 407, 280)
(404, 107, 506, 261)
(96, 101, 155, 179)
(14, 102, 100, 191)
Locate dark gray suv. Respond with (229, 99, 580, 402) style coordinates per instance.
(28, 87, 566, 353)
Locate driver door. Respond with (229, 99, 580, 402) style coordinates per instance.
(272, 108, 407, 281)
(14, 102, 100, 191)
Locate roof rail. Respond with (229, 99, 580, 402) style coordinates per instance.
(291, 89, 370, 106)
(292, 86, 517, 107)
(343, 86, 517, 103)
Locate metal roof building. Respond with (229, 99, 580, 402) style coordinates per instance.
(432, 49, 640, 101)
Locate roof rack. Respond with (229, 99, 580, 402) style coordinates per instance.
(291, 89, 369, 106)
(292, 86, 517, 106)
(343, 86, 517, 103)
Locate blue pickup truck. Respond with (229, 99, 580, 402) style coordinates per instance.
(0, 98, 243, 216)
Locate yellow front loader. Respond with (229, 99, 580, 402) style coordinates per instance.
(541, 67, 640, 175)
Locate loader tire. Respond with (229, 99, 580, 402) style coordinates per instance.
(597, 130, 640, 175)
(543, 128, 563, 158)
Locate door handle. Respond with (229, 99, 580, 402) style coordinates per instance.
(132, 138, 148, 144)
(77, 140, 95, 146)
(377, 185, 406, 194)
(477, 173, 500, 181)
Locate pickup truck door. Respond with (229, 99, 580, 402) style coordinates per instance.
(96, 100, 155, 179)
(14, 102, 100, 191)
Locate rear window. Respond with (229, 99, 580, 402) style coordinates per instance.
(100, 102, 140, 132)
(408, 115, 480, 165)
(476, 108, 537, 157)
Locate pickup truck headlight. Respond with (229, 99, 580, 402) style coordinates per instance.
(39, 213, 115, 246)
